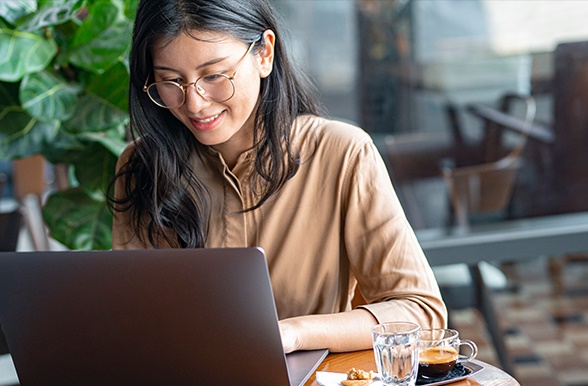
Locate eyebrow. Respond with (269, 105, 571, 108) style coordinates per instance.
(153, 55, 231, 72)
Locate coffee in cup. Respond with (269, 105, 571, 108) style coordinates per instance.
(418, 329, 477, 379)
(418, 346, 458, 378)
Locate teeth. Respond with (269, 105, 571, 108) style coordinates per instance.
(196, 114, 219, 123)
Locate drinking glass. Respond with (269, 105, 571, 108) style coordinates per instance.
(371, 322, 421, 386)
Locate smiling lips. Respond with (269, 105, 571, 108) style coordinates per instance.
(190, 111, 224, 131)
(196, 114, 220, 123)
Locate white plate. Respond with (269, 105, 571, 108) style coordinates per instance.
(315, 371, 381, 386)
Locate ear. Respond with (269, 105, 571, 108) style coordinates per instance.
(257, 30, 275, 78)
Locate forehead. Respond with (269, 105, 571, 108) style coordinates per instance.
(152, 30, 242, 64)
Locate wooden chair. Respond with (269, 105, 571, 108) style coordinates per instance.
(12, 155, 50, 251)
(442, 94, 537, 227)
(442, 155, 521, 227)
(455, 41, 588, 218)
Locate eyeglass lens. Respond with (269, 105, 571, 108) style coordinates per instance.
(147, 75, 235, 108)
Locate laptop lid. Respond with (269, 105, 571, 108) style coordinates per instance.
(0, 248, 327, 386)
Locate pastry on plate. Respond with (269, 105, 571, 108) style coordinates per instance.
(341, 368, 374, 385)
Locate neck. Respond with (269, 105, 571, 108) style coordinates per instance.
(212, 111, 257, 169)
(212, 129, 254, 170)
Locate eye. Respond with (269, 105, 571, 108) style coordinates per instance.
(155, 75, 182, 84)
(165, 77, 183, 84)
(201, 74, 225, 83)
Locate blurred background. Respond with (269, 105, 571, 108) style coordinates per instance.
(276, 2, 588, 385)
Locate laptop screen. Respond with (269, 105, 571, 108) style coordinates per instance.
(0, 248, 326, 385)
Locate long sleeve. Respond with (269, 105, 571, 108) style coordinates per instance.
(342, 140, 447, 328)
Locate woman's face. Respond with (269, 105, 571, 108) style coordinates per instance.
(151, 30, 274, 160)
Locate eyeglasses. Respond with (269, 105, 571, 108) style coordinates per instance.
(143, 41, 256, 108)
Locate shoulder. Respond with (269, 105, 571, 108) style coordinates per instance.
(292, 115, 373, 154)
(116, 138, 140, 172)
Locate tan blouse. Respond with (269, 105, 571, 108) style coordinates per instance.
(113, 115, 447, 328)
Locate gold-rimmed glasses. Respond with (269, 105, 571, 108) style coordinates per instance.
(143, 41, 256, 108)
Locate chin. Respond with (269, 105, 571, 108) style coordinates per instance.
(190, 131, 230, 147)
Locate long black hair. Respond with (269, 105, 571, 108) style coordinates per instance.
(109, 0, 323, 248)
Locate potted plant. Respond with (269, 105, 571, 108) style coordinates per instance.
(0, 0, 135, 250)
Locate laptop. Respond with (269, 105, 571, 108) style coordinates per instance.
(0, 248, 328, 385)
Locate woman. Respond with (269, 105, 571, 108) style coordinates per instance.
(111, 0, 447, 354)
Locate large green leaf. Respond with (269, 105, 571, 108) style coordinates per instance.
(73, 141, 118, 196)
(0, 1, 37, 25)
(20, 70, 81, 122)
(0, 27, 57, 81)
(124, 0, 137, 20)
(86, 61, 129, 112)
(42, 135, 120, 196)
(40, 123, 125, 174)
(68, 0, 131, 73)
(43, 188, 113, 250)
(49, 18, 81, 65)
(18, 0, 84, 31)
(0, 106, 59, 158)
(79, 126, 128, 156)
(68, 20, 131, 73)
(64, 93, 127, 133)
(71, 0, 119, 46)
(38, 126, 85, 164)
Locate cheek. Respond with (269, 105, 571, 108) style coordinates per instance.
(234, 78, 261, 112)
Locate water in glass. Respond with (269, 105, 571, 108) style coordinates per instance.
(373, 326, 420, 386)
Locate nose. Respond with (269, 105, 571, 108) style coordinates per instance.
(183, 83, 211, 112)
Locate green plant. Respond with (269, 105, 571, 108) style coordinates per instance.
(0, 0, 136, 250)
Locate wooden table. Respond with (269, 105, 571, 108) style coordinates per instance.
(304, 349, 520, 386)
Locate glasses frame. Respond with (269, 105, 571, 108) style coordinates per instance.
(143, 40, 256, 108)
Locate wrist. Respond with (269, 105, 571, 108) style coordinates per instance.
(279, 318, 303, 353)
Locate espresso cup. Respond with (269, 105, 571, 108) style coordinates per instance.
(418, 329, 478, 379)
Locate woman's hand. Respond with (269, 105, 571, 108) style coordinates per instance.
(279, 318, 302, 354)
